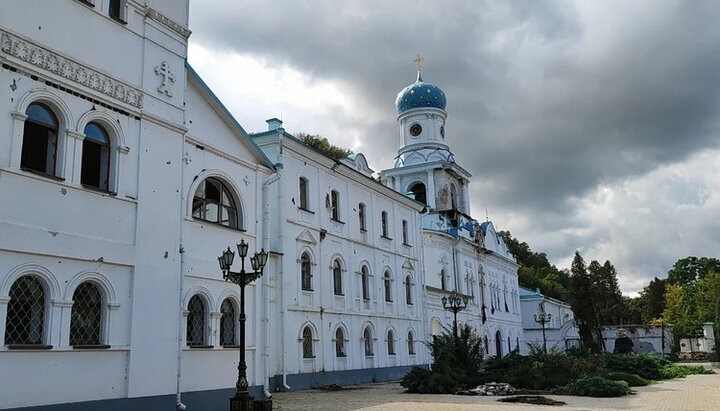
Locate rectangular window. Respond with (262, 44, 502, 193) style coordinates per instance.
(330, 190, 340, 221)
(402, 220, 409, 244)
(358, 203, 366, 231)
(108, 0, 125, 22)
(299, 178, 309, 210)
(381, 211, 388, 237)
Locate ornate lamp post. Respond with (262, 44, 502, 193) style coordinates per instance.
(441, 290, 469, 338)
(534, 302, 552, 353)
(218, 239, 269, 411)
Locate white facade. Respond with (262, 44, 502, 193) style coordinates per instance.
(520, 287, 580, 352)
(380, 69, 525, 358)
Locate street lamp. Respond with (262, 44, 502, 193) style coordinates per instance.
(441, 290, 469, 338)
(534, 302, 552, 354)
(218, 239, 269, 411)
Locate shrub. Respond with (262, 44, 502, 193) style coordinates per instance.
(599, 353, 670, 380)
(605, 372, 649, 387)
(564, 376, 630, 397)
(401, 367, 457, 394)
(659, 364, 715, 379)
(478, 347, 600, 390)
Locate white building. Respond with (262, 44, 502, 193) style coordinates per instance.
(0, 2, 533, 410)
(379, 68, 525, 358)
(520, 287, 580, 352)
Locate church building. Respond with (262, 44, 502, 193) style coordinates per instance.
(0, 1, 526, 410)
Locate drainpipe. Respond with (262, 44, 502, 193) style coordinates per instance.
(176, 135, 188, 410)
(276, 131, 292, 391)
(261, 170, 280, 399)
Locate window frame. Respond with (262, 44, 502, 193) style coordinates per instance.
(408, 331, 415, 355)
(108, 0, 127, 23)
(387, 330, 395, 356)
(186, 295, 210, 348)
(405, 275, 413, 305)
(330, 190, 341, 222)
(402, 219, 409, 245)
(361, 265, 370, 301)
(383, 270, 392, 303)
(302, 326, 314, 359)
(358, 202, 367, 232)
(4, 275, 50, 348)
(300, 253, 313, 291)
(20, 102, 60, 179)
(298, 177, 310, 211)
(332, 259, 343, 296)
(80, 122, 112, 193)
(363, 327, 373, 356)
(192, 177, 243, 230)
(219, 298, 238, 347)
(335, 327, 346, 357)
(380, 211, 390, 238)
(69, 281, 106, 348)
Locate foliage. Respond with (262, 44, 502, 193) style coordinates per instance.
(478, 348, 600, 390)
(604, 372, 650, 387)
(296, 133, 353, 160)
(588, 260, 626, 325)
(667, 257, 720, 287)
(659, 364, 715, 379)
(599, 353, 669, 380)
(663, 283, 703, 342)
(695, 271, 720, 322)
(568, 252, 603, 352)
(400, 325, 484, 394)
(563, 376, 630, 397)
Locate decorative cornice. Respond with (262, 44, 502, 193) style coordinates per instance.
(0, 31, 144, 109)
(146, 8, 192, 39)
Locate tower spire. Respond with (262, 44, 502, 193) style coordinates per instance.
(413, 54, 424, 81)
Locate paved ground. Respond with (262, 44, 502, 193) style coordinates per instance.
(273, 364, 720, 410)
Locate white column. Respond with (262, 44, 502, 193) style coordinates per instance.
(0, 298, 9, 341)
(462, 180, 471, 215)
(58, 303, 73, 347)
(67, 130, 85, 184)
(426, 169, 436, 210)
(211, 311, 222, 347)
(9, 112, 28, 168)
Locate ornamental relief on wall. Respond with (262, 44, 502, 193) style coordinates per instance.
(0, 31, 144, 109)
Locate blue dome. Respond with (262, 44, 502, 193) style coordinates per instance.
(395, 74, 447, 113)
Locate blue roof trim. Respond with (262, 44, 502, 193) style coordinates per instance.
(185, 61, 275, 170)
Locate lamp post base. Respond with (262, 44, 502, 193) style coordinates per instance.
(230, 391, 255, 411)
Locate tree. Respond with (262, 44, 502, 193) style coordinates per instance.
(568, 252, 603, 352)
(296, 133, 353, 160)
(588, 260, 625, 325)
(639, 277, 667, 323)
(695, 271, 720, 323)
(667, 257, 720, 286)
(663, 283, 703, 345)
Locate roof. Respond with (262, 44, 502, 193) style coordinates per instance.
(185, 62, 276, 170)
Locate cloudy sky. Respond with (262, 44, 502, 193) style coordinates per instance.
(187, 0, 720, 295)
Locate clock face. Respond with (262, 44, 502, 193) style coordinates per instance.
(410, 123, 422, 137)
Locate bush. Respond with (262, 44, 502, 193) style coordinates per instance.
(659, 364, 715, 379)
(478, 347, 601, 390)
(605, 372, 649, 387)
(564, 376, 631, 397)
(401, 367, 457, 394)
(599, 353, 670, 380)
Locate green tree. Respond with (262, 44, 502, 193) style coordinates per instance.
(569, 252, 603, 352)
(663, 283, 703, 344)
(667, 257, 720, 286)
(639, 277, 667, 322)
(588, 260, 625, 325)
(695, 271, 720, 322)
(296, 133, 353, 160)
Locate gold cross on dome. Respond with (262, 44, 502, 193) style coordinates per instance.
(413, 54, 424, 75)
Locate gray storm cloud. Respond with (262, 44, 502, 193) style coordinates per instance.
(189, 0, 720, 293)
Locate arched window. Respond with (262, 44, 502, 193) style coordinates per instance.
(358, 202, 367, 231)
(440, 269, 446, 291)
(335, 328, 345, 357)
(361, 265, 370, 300)
(402, 220, 409, 244)
(4, 275, 46, 346)
(483, 336, 489, 355)
(409, 182, 427, 205)
(186, 295, 206, 347)
(387, 330, 395, 355)
(495, 330, 502, 357)
(363, 327, 373, 356)
(408, 331, 415, 355)
(405, 275, 413, 305)
(431, 319, 442, 336)
(81, 122, 111, 191)
(333, 259, 343, 295)
(302, 326, 314, 358)
(330, 190, 340, 221)
(21, 103, 59, 176)
(70, 282, 103, 346)
(450, 183, 458, 210)
(384, 271, 392, 302)
(298, 177, 309, 210)
(381, 211, 389, 237)
(220, 298, 236, 346)
(301, 253, 312, 291)
(192, 177, 241, 228)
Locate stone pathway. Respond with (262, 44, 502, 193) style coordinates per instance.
(273, 368, 720, 410)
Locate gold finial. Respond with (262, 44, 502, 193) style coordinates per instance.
(413, 54, 424, 79)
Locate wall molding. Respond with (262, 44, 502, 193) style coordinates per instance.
(146, 8, 192, 39)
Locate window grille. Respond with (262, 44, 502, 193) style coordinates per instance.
(21, 103, 58, 176)
(333, 259, 342, 295)
(387, 330, 395, 355)
(384, 271, 392, 302)
(363, 327, 373, 356)
(220, 299, 236, 346)
(192, 177, 241, 228)
(408, 331, 415, 355)
(4, 275, 45, 345)
(302, 326, 313, 358)
(335, 328, 345, 357)
(70, 282, 103, 346)
(301, 253, 312, 291)
(186, 295, 206, 346)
